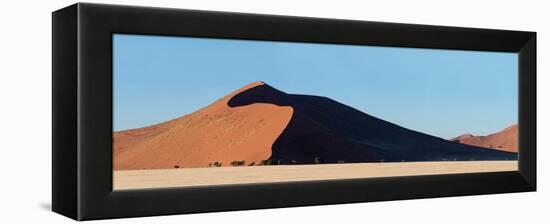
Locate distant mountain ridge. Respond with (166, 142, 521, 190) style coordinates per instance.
(113, 82, 516, 170)
(450, 124, 518, 153)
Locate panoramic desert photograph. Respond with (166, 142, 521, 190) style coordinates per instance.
(112, 34, 518, 190)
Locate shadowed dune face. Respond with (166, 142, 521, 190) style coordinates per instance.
(228, 83, 517, 164)
(228, 84, 383, 164)
(451, 125, 518, 153)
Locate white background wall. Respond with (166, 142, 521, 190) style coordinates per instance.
(0, 0, 546, 223)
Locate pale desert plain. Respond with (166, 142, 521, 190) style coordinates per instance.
(113, 81, 518, 190)
(114, 161, 517, 189)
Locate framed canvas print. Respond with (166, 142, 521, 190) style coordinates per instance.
(52, 3, 536, 221)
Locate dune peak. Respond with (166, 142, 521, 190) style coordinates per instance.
(244, 81, 266, 88)
(227, 81, 270, 96)
(458, 134, 473, 138)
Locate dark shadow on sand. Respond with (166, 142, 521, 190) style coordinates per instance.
(227, 84, 517, 165)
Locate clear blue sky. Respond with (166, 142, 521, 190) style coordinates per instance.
(113, 34, 517, 139)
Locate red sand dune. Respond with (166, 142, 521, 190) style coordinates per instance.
(114, 81, 516, 170)
(114, 82, 293, 170)
(450, 124, 518, 153)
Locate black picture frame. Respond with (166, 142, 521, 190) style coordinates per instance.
(52, 3, 536, 221)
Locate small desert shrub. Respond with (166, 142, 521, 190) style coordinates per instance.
(230, 160, 246, 166)
(174, 165, 180, 168)
(314, 157, 322, 164)
(260, 159, 275, 165)
(248, 162, 255, 166)
(213, 162, 223, 167)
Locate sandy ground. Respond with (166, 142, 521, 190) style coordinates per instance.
(113, 161, 517, 190)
